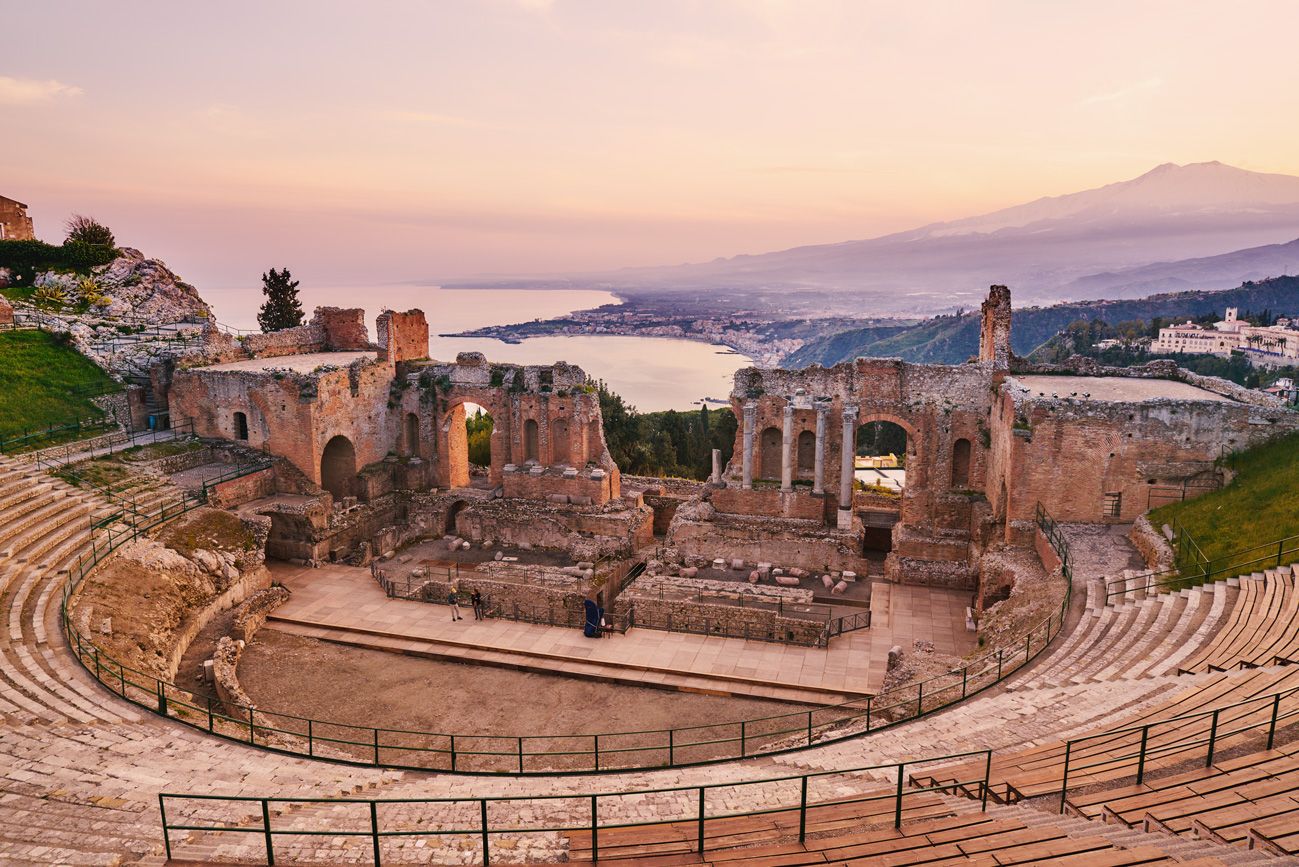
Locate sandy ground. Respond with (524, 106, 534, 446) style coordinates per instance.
(239, 628, 805, 744)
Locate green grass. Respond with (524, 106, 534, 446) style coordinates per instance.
(0, 330, 120, 440)
(1150, 430, 1299, 582)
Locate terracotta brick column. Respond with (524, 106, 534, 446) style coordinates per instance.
(780, 403, 794, 492)
(838, 405, 857, 525)
(741, 401, 756, 489)
(813, 403, 828, 494)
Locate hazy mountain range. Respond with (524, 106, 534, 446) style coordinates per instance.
(566, 161, 1299, 315)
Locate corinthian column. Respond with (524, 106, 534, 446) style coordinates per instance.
(741, 402, 756, 490)
(839, 406, 857, 513)
(813, 404, 828, 494)
(780, 404, 794, 492)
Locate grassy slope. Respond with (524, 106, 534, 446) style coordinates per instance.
(0, 330, 119, 438)
(1150, 431, 1299, 577)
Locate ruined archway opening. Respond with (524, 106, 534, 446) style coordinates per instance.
(523, 418, 539, 463)
(233, 411, 249, 441)
(465, 403, 495, 488)
(855, 420, 907, 493)
(758, 426, 782, 480)
(952, 438, 972, 488)
(320, 435, 357, 500)
(404, 412, 420, 458)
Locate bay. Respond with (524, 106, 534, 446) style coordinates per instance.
(207, 285, 752, 412)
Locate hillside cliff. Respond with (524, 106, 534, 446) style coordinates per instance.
(784, 275, 1299, 367)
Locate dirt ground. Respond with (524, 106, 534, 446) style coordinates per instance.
(239, 628, 803, 740)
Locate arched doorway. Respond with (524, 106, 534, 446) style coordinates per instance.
(445, 499, 469, 535)
(951, 438, 972, 488)
(523, 419, 539, 463)
(233, 411, 249, 441)
(796, 430, 815, 474)
(320, 435, 357, 499)
(759, 426, 782, 480)
(551, 417, 571, 464)
(404, 412, 420, 458)
(465, 405, 494, 488)
(856, 420, 908, 493)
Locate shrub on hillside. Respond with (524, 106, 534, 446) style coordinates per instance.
(64, 214, 116, 248)
(0, 239, 118, 277)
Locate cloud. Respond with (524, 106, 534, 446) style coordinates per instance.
(0, 75, 83, 105)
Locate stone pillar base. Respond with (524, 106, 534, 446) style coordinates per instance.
(837, 507, 853, 531)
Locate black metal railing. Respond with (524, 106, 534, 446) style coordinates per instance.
(1059, 685, 1299, 812)
(828, 610, 872, 636)
(1105, 519, 1299, 603)
(59, 503, 1073, 775)
(157, 748, 994, 866)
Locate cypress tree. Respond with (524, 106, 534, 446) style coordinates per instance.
(257, 267, 305, 332)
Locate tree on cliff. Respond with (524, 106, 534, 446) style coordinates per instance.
(64, 214, 115, 248)
(257, 267, 305, 332)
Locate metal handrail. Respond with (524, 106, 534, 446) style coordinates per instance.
(56, 502, 1075, 776)
(157, 747, 994, 866)
(1105, 527, 1299, 602)
(1059, 685, 1299, 811)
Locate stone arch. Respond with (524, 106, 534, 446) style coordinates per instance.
(796, 429, 816, 472)
(445, 498, 469, 536)
(320, 435, 357, 499)
(233, 411, 249, 441)
(524, 418, 540, 463)
(404, 412, 420, 458)
(759, 426, 782, 480)
(951, 437, 971, 487)
(552, 417, 571, 464)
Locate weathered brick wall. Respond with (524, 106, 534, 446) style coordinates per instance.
(993, 385, 1298, 525)
(711, 487, 827, 521)
(206, 468, 276, 509)
(315, 307, 371, 350)
(376, 309, 429, 362)
(670, 513, 871, 573)
(0, 197, 34, 240)
(614, 593, 825, 646)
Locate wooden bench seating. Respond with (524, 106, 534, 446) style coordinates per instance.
(563, 798, 1221, 866)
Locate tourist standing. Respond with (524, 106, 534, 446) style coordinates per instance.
(448, 586, 463, 621)
(471, 589, 485, 620)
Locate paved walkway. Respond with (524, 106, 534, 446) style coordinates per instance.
(268, 563, 977, 704)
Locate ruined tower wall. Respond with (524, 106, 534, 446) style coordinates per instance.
(376, 309, 429, 362)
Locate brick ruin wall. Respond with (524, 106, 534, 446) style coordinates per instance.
(376, 309, 429, 362)
(0, 197, 35, 241)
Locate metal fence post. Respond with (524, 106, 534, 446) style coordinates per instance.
(262, 799, 275, 866)
(1059, 741, 1072, 814)
(518, 737, 524, 773)
(669, 728, 675, 765)
(370, 800, 381, 867)
(1206, 709, 1220, 767)
(740, 720, 746, 757)
(982, 751, 991, 811)
(594, 734, 600, 771)
(157, 679, 167, 715)
(307, 718, 313, 755)
(916, 681, 923, 717)
(450, 734, 457, 771)
(697, 787, 706, 854)
(962, 667, 968, 699)
(480, 799, 489, 867)
(1268, 693, 1282, 751)
(866, 695, 872, 732)
(1136, 725, 1150, 785)
(158, 795, 172, 860)
(798, 775, 809, 842)
(894, 763, 905, 828)
(373, 728, 380, 765)
(249, 707, 256, 744)
(207, 695, 214, 732)
(806, 710, 813, 745)
(590, 795, 599, 863)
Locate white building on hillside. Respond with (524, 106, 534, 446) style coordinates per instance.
(1153, 307, 1299, 365)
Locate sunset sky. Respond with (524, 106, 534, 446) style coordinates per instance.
(5, 0, 1299, 293)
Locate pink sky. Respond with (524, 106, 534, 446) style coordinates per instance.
(4, 1, 1299, 294)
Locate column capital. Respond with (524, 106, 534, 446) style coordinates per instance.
(842, 404, 859, 420)
(782, 403, 795, 417)
(742, 401, 758, 416)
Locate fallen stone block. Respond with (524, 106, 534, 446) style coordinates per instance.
(775, 575, 799, 586)
(748, 570, 760, 584)
(712, 558, 727, 570)
(832, 580, 848, 595)
(821, 575, 834, 589)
